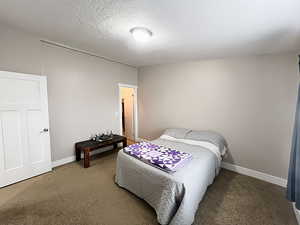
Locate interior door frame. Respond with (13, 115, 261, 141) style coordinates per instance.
(118, 83, 138, 141)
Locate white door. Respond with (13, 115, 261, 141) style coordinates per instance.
(0, 71, 52, 188)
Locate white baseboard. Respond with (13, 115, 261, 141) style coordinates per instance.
(51, 146, 115, 168)
(137, 137, 287, 187)
(221, 162, 287, 187)
(293, 203, 300, 225)
(52, 156, 75, 168)
(52, 138, 287, 188)
(136, 137, 149, 142)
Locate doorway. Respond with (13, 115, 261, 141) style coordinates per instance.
(118, 84, 138, 144)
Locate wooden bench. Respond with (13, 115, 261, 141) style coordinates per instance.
(75, 135, 127, 168)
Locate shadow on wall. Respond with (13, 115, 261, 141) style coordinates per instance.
(222, 149, 234, 164)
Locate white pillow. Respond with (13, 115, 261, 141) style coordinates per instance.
(160, 134, 226, 163)
(163, 128, 191, 139)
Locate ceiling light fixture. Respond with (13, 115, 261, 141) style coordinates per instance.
(130, 27, 153, 42)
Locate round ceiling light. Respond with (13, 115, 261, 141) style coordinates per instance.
(130, 27, 153, 42)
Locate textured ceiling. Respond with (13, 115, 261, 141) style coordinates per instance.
(0, 0, 300, 67)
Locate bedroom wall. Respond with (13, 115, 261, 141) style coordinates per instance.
(0, 23, 138, 161)
(138, 54, 299, 179)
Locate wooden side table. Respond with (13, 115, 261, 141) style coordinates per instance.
(75, 135, 127, 168)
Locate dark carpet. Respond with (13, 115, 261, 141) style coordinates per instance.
(0, 150, 297, 225)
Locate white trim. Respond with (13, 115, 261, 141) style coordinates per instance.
(41, 40, 136, 68)
(221, 162, 287, 187)
(0, 70, 46, 80)
(52, 137, 288, 188)
(137, 137, 287, 187)
(118, 83, 138, 89)
(52, 156, 75, 168)
(52, 147, 116, 168)
(40, 74, 52, 172)
(136, 137, 149, 142)
(118, 83, 138, 141)
(293, 203, 300, 225)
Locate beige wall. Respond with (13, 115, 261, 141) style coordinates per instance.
(120, 87, 135, 140)
(0, 23, 138, 161)
(138, 54, 299, 179)
(0, 24, 43, 75)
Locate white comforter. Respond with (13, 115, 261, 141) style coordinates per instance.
(115, 138, 220, 225)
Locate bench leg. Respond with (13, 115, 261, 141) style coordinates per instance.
(76, 148, 81, 161)
(84, 149, 90, 168)
(123, 139, 127, 148)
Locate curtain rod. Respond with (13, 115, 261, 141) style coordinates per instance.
(40, 39, 136, 68)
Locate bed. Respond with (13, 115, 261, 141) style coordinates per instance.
(115, 128, 227, 225)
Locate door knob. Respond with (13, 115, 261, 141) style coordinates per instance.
(41, 128, 49, 133)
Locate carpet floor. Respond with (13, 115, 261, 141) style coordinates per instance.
(0, 149, 297, 225)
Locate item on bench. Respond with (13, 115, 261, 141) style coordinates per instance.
(91, 132, 114, 142)
(99, 134, 113, 141)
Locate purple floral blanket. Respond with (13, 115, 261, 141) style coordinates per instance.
(123, 142, 192, 173)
